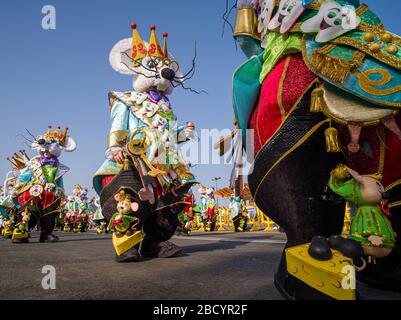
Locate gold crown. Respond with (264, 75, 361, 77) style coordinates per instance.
(44, 126, 68, 146)
(7, 150, 30, 170)
(131, 23, 169, 66)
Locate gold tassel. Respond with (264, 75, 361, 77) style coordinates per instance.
(325, 127, 342, 153)
(310, 87, 326, 113)
(123, 158, 130, 171)
(330, 164, 350, 182)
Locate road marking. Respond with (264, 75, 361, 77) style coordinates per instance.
(174, 235, 286, 244)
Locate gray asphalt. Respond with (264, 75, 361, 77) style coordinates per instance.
(0, 231, 400, 300)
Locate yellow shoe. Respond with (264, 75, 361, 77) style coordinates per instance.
(286, 243, 356, 300)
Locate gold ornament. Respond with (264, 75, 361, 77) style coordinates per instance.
(381, 33, 393, 43)
(363, 33, 375, 43)
(369, 43, 382, 53)
(387, 44, 399, 55)
(310, 87, 326, 113)
(325, 127, 342, 153)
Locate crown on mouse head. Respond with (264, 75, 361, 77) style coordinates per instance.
(44, 125, 68, 147)
(131, 23, 169, 66)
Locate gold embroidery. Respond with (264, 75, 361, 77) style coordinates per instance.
(355, 4, 369, 17)
(378, 127, 386, 175)
(307, 42, 365, 84)
(332, 37, 401, 71)
(355, 68, 401, 96)
(389, 200, 401, 208)
(278, 56, 292, 121)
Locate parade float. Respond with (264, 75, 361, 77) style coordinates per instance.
(223, 0, 401, 299)
(93, 23, 199, 262)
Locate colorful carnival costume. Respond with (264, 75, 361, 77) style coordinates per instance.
(93, 24, 199, 262)
(8, 127, 76, 243)
(229, 0, 401, 299)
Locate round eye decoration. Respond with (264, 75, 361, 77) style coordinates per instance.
(376, 182, 385, 192)
(328, 11, 337, 18)
(147, 60, 155, 69)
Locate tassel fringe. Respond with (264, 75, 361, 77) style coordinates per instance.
(310, 87, 326, 113)
(325, 127, 342, 153)
(309, 46, 365, 84)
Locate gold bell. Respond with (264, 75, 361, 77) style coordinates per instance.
(363, 32, 375, 43)
(381, 33, 393, 43)
(325, 127, 342, 153)
(387, 44, 399, 55)
(310, 87, 326, 113)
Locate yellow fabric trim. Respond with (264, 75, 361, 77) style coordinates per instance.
(355, 68, 401, 97)
(254, 119, 331, 197)
(277, 56, 292, 121)
(108, 130, 130, 148)
(378, 127, 386, 175)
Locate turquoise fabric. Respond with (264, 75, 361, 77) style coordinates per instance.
(305, 38, 401, 109)
(93, 98, 148, 195)
(235, 35, 264, 59)
(232, 53, 264, 144)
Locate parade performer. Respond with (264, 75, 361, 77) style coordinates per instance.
(204, 188, 217, 232)
(229, 194, 248, 232)
(93, 23, 199, 262)
(9, 127, 76, 243)
(228, 0, 401, 299)
(90, 197, 107, 234)
(177, 190, 200, 235)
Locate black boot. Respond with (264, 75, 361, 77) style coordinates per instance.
(39, 233, 59, 243)
(140, 240, 182, 258)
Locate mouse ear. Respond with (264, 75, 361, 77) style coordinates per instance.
(131, 202, 139, 212)
(109, 38, 138, 75)
(346, 167, 364, 184)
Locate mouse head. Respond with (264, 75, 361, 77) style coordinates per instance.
(347, 167, 387, 205)
(114, 188, 140, 214)
(31, 126, 76, 159)
(109, 24, 183, 95)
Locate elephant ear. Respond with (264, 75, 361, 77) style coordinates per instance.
(63, 137, 77, 152)
(109, 38, 137, 75)
(346, 167, 364, 184)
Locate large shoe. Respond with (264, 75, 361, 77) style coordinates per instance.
(115, 247, 142, 263)
(140, 240, 182, 258)
(308, 236, 332, 261)
(39, 234, 59, 243)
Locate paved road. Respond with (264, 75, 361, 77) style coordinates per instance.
(0, 231, 400, 300)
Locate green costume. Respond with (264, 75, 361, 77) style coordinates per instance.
(108, 213, 136, 235)
(328, 175, 396, 248)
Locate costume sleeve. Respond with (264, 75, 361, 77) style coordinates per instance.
(234, 1, 263, 59)
(106, 101, 130, 158)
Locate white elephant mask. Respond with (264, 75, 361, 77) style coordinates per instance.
(268, 0, 306, 34)
(301, 1, 360, 43)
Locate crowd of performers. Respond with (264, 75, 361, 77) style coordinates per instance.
(1, 176, 255, 240)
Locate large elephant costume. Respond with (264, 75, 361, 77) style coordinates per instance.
(231, 0, 401, 299)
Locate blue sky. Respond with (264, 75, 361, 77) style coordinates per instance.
(1, 0, 400, 199)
